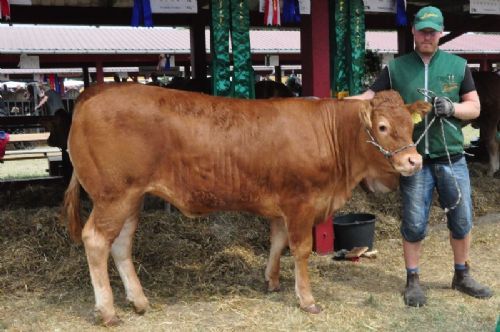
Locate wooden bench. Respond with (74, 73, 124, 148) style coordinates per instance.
(1, 115, 71, 182)
(3, 132, 59, 161)
(8, 132, 50, 143)
(4, 147, 61, 160)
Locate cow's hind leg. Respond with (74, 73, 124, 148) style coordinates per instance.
(265, 218, 288, 292)
(111, 209, 149, 314)
(286, 216, 320, 314)
(82, 195, 142, 326)
(486, 136, 499, 176)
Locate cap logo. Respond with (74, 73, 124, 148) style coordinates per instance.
(420, 13, 438, 19)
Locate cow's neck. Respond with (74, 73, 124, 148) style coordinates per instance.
(319, 99, 373, 213)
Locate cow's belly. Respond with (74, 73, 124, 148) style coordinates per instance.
(146, 163, 284, 218)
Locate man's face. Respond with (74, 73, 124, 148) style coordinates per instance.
(412, 27, 442, 56)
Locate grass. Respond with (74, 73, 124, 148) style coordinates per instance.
(0, 159, 49, 179)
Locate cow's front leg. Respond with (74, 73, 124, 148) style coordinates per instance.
(288, 221, 321, 314)
(265, 218, 288, 292)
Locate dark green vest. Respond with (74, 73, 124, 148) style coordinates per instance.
(388, 49, 466, 158)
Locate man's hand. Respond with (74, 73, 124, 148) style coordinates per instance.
(433, 97, 455, 118)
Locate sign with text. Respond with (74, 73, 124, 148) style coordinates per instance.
(9, 0, 32, 5)
(470, 0, 500, 14)
(151, 0, 197, 13)
(363, 0, 396, 13)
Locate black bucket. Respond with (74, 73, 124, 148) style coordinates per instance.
(333, 213, 376, 251)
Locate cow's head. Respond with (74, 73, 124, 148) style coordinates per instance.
(359, 90, 431, 191)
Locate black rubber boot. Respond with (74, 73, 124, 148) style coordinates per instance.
(403, 272, 427, 307)
(452, 263, 493, 299)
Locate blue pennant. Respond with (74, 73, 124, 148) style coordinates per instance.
(396, 0, 407, 27)
(132, 0, 153, 27)
(282, 0, 301, 24)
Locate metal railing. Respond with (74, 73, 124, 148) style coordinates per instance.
(1, 98, 76, 116)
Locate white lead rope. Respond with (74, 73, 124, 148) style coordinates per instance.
(438, 116, 462, 214)
(417, 88, 462, 216)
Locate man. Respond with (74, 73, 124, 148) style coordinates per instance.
(353, 6, 493, 306)
(0, 94, 7, 116)
(35, 87, 65, 116)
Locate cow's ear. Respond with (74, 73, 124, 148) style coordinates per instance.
(405, 100, 432, 124)
(359, 101, 372, 129)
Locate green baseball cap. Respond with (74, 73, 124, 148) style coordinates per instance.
(414, 6, 444, 31)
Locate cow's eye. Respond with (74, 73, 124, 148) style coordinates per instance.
(378, 124, 388, 132)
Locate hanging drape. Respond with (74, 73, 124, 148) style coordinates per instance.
(211, 0, 254, 98)
(330, 0, 365, 98)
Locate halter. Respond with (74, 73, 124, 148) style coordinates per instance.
(364, 128, 416, 159)
(364, 101, 437, 160)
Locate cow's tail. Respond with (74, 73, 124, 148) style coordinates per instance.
(63, 172, 83, 243)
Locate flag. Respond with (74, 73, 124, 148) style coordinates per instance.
(0, 0, 11, 20)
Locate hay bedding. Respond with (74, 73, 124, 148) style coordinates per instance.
(0, 204, 275, 301)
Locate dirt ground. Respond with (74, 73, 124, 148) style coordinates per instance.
(0, 165, 499, 331)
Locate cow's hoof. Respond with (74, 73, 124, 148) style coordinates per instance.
(95, 314, 122, 327)
(131, 299, 149, 315)
(267, 285, 281, 292)
(103, 316, 122, 327)
(266, 279, 281, 292)
(301, 304, 322, 314)
(94, 309, 122, 327)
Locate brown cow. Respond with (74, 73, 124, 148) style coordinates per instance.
(64, 84, 429, 325)
(472, 71, 500, 176)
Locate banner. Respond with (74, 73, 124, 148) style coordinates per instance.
(210, 0, 231, 96)
(0, 0, 10, 20)
(330, 0, 349, 97)
(330, 0, 365, 97)
(264, 0, 280, 26)
(131, 0, 153, 27)
(210, 0, 254, 98)
(348, 0, 365, 95)
(259, 0, 310, 15)
(282, 0, 301, 24)
(230, 0, 254, 98)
